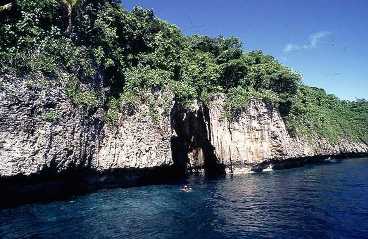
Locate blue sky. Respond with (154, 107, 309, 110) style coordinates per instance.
(124, 0, 368, 100)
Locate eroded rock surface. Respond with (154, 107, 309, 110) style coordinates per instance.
(0, 74, 103, 177)
(95, 91, 174, 170)
(0, 76, 176, 180)
(205, 94, 368, 171)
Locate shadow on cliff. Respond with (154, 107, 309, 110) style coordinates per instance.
(170, 101, 225, 178)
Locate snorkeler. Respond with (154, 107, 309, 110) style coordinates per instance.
(181, 185, 192, 192)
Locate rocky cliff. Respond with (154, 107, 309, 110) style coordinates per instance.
(203, 95, 368, 172)
(170, 95, 368, 174)
(0, 74, 103, 177)
(0, 75, 367, 205)
(95, 90, 174, 171)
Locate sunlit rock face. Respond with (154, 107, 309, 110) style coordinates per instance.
(0, 75, 176, 179)
(206, 95, 290, 166)
(0, 74, 103, 177)
(95, 90, 175, 170)
(204, 94, 368, 171)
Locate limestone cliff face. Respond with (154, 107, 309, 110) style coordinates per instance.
(0, 75, 367, 184)
(0, 74, 103, 177)
(200, 95, 368, 171)
(0, 75, 176, 180)
(95, 91, 174, 170)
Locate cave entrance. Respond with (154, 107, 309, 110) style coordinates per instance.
(170, 102, 225, 177)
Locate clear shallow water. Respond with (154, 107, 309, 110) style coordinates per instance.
(1, 158, 368, 239)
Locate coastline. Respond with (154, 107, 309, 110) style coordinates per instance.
(1, 153, 367, 208)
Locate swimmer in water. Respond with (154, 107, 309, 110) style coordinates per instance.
(181, 185, 192, 192)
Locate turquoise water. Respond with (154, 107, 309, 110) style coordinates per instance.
(1, 158, 368, 239)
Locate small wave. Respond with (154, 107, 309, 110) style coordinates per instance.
(262, 165, 274, 172)
(227, 168, 255, 175)
(325, 157, 338, 163)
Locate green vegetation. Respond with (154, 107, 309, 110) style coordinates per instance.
(42, 110, 60, 123)
(0, 0, 367, 144)
(286, 86, 368, 143)
(65, 80, 99, 107)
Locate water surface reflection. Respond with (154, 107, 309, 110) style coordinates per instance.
(1, 158, 368, 239)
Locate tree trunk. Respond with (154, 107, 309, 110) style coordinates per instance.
(61, 0, 73, 34)
(66, 3, 72, 34)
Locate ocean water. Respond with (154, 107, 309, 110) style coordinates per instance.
(1, 158, 368, 239)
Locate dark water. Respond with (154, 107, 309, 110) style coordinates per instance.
(1, 158, 368, 239)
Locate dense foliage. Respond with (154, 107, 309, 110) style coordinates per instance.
(0, 0, 367, 143)
(287, 86, 368, 143)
